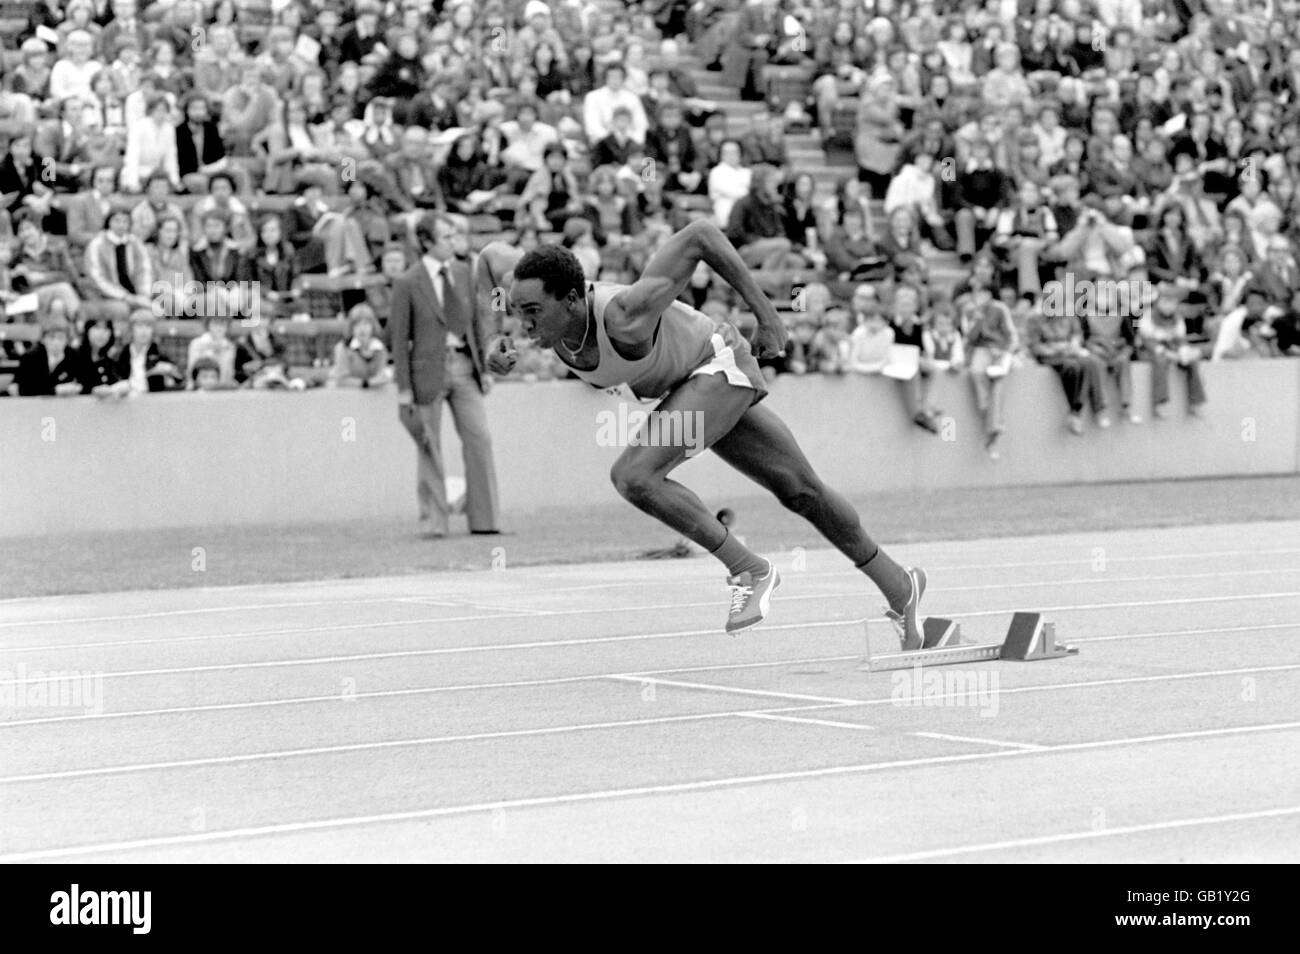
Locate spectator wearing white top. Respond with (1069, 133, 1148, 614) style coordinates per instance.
(497, 102, 560, 183)
(50, 31, 103, 103)
(884, 149, 953, 250)
(707, 139, 751, 229)
(1095, 0, 1144, 32)
(121, 94, 181, 193)
(848, 307, 895, 374)
(583, 62, 648, 146)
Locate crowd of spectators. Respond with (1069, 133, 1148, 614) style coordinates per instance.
(0, 0, 1298, 455)
(681, 0, 1300, 453)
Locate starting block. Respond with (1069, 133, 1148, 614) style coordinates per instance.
(860, 613, 1078, 672)
(1000, 612, 1079, 662)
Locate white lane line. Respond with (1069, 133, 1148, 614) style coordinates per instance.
(1078, 622, 1300, 643)
(761, 661, 1300, 715)
(10, 566, 1300, 657)
(10, 556, 1300, 639)
(488, 565, 1300, 603)
(738, 712, 875, 731)
(0, 619, 860, 687)
(394, 598, 555, 615)
(520, 546, 1300, 591)
(0, 598, 403, 628)
(0, 706, 799, 785)
(0, 654, 864, 729)
(6, 662, 1300, 781)
(844, 805, 1300, 863)
(5, 592, 1299, 685)
(4, 639, 1300, 731)
(440, 567, 1300, 618)
(1, 612, 545, 653)
(912, 732, 1044, 751)
(605, 674, 856, 706)
(917, 591, 1300, 624)
(3, 719, 1299, 863)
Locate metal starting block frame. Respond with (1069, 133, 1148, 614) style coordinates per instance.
(860, 612, 1079, 672)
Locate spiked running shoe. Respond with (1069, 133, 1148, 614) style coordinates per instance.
(725, 562, 780, 634)
(884, 567, 928, 650)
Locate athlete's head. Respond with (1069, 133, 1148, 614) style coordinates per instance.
(509, 244, 588, 348)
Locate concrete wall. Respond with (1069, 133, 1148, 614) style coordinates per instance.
(2, 359, 1297, 538)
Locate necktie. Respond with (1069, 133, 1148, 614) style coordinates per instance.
(442, 265, 468, 336)
(115, 242, 135, 295)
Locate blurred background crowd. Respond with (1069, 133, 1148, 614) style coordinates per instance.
(1, 0, 1298, 450)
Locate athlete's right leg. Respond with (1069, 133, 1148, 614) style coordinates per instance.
(607, 372, 778, 633)
(711, 401, 928, 648)
(608, 373, 755, 549)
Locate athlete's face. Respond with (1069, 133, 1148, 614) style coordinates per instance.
(509, 277, 585, 349)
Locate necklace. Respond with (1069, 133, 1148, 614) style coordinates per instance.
(559, 300, 593, 359)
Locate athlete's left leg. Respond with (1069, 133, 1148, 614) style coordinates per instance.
(710, 401, 928, 647)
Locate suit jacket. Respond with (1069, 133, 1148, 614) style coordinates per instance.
(388, 257, 488, 403)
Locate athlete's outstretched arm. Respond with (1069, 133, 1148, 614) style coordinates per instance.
(610, 219, 789, 358)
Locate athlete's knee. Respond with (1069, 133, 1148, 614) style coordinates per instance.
(610, 461, 660, 507)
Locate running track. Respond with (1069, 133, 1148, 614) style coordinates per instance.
(2, 520, 1299, 862)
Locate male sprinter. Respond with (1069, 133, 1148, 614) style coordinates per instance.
(476, 219, 927, 643)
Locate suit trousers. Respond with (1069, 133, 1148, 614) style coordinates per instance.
(408, 350, 500, 533)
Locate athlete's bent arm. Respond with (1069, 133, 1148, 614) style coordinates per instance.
(475, 241, 526, 319)
(476, 241, 527, 373)
(611, 219, 789, 358)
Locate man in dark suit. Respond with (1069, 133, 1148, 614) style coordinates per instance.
(389, 213, 501, 538)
